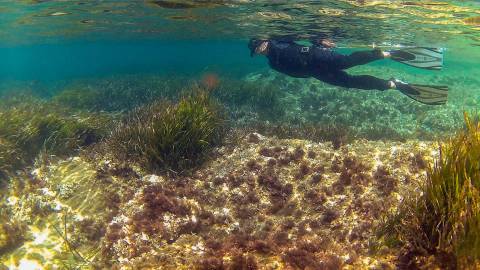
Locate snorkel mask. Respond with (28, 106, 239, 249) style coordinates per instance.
(248, 38, 268, 57)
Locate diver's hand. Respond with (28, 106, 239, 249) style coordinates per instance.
(320, 39, 336, 48)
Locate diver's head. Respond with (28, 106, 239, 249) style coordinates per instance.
(248, 38, 269, 57)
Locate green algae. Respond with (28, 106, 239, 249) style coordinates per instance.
(107, 89, 226, 174)
(245, 68, 471, 141)
(212, 78, 286, 120)
(0, 202, 27, 257)
(42, 70, 474, 144)
(0, 95, 115, 182)
(52, 75, 188, 112)
(379, 112, 480, 268)
(51, 88, 102, 112)
(0, 140, 21, 182)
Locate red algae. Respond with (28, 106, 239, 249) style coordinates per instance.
(258, 147, 275, 157)
(249, 240, 272, 254)
(283, 248, 321, 269)
(201, 73, 220, 91)
(374, 166, 397, 196)
(292, 146, 305, 161)
(247, 133, 261, 144)
(246, 159, 262, 171)
(295, 161, 311, 179)
(229, 253, 259, 270)
(196, 257, 225, 270)
(310, 172, 323, 184)
(27, 134, 435, 269)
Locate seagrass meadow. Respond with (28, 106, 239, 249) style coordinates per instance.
(1, 1, 480, 269)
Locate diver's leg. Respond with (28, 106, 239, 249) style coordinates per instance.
(338, 49, 386, 69)
(312, 48, 386, 70)
(313, 70, 393, 91)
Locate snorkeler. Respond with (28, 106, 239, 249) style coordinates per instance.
(248, 38, 448, 105)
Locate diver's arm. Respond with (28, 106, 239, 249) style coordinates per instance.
(270, 35, 298, 44)
(310, 37, 336, 48)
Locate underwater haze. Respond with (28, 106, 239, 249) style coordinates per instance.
(1, 1, 480, 269)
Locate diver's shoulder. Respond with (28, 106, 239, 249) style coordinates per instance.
(269, 39, 298, 49)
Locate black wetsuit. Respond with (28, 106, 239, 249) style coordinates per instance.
(265, 39, 391, 91)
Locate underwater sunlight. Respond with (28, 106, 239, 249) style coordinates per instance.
(1, 1, 480, 269)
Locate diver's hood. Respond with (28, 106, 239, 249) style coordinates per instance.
(248, 38, 267, 57)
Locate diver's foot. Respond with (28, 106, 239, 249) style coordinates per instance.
(391, 79, 420, 95)
(392, 78, 409, 87)
(388, 78, 397, 89)
(389, 78, 412, 90)
(388, 81, 396, 89)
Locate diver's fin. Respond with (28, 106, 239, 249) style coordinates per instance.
(394, 79, 448, 105)
(390, 47, 444, 70)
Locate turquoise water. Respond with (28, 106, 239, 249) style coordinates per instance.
(0, 40, 255, 81)
(1, 1, 480, 269)
(1, 1, 479, 80)
(1, 2, 479, 135)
